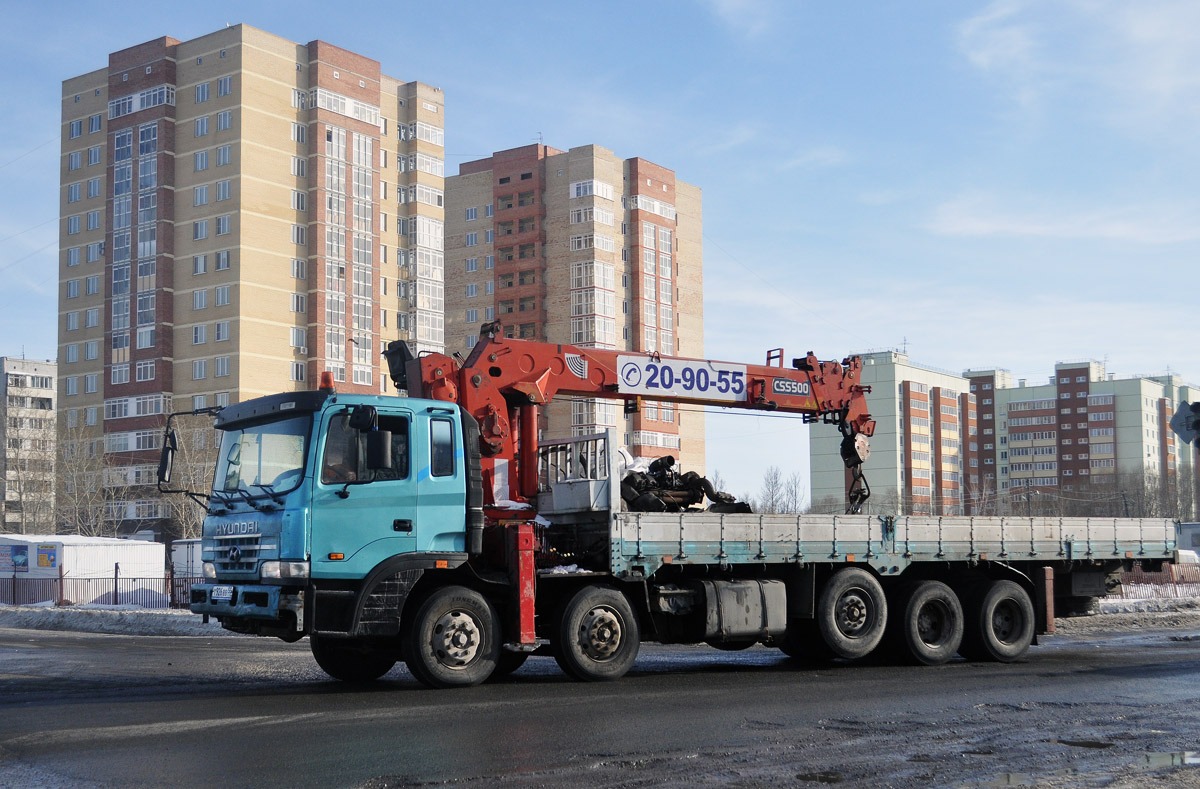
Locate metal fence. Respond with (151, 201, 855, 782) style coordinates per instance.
(1117, 563, 1200, 600)
(0, 575, 205, 609)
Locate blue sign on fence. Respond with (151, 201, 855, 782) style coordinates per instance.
(37, 544, 57, 569)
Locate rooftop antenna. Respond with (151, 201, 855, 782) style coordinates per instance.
(901, 336, 908, 354)
(536, 131, 543, 145)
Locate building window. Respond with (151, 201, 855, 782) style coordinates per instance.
(193, 325, 207, 344)
(194, 289, 208, 310)
(136, 361, 155, 382)
(194, 185, 209, 206)
(194, 150, 209, 171)
(291, 294, 306, 312)
(193, 254, 207, 274)
(215, 285, 230, 306)
(215, 356, 230, 377)
(291, 362, 306, 382)
(216, 215, 230, 235)
(215, 321, 229, 342)
(196, 82, 209, 103)
(217, 145, 231, 166)
(216, 250, 230, 270)
(217, 110, 231, 131)
(464, 232, 478, 247)
(195, 116, 209, 137)
(193, 220, 208, 240)
(217, 76, 232, 96)
(193, 359, 207, 380)
(216, 179, 231, 201)
(465, 207, 477, 221)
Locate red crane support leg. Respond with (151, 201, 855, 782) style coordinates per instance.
(508, 522, 538, 646)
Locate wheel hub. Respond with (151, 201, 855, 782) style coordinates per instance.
(835, 591, 872, 637)
(431, 609, 480, 668)
(916, 601, 948, 646)
(992, 601, 1019, 644)
(578, 606, 623, 660)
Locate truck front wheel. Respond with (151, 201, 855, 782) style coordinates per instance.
(405, 586, 500, 688)
(310, 635, 397, 683)
(554, 586, 640, 681)
(960, 580, 1035, 663)
(815, 567, 887, 660)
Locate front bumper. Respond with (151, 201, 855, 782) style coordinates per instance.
(191, 582, 302, 625)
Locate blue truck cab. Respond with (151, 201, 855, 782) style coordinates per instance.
(186, 387, 478, 641)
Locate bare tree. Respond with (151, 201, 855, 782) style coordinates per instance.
(157, 414, 220, 540)
(56, 421, 130, 537)
(756, 466, 785, 514)
(780, 471, 805, 514)
(2, 412, 57, 534)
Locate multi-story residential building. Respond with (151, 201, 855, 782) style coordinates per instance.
(810, 352, 977, 515)
(59, 25, 444, 537)
(811, 353, 1199, 517)
(964, 361, 1199, 515)
(1, 358, 57, 533)
(444, 144, 706, 471)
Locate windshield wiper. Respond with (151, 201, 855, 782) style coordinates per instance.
(250, 483, 284, 506)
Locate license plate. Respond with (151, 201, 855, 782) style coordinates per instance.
(211, 585, 234, 602)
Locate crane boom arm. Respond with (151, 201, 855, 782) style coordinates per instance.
(385, 324, 874, 509)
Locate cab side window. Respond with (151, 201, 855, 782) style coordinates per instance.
(370, 415, 410, 481)
(320, 414, 359, 485)
(430, 419, 455, 477)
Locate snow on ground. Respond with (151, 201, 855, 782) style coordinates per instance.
(1, 592, 1198, 638)
(0, 601, 233, 637)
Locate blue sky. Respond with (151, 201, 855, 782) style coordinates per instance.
(2, 1, 1196, 499)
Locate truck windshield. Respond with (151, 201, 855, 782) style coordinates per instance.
(213, 415, 310, 496)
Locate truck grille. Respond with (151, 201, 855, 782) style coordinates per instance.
(212, 535, 261, 573)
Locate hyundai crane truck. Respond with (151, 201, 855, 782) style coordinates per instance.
(161, 326, 1178, 688)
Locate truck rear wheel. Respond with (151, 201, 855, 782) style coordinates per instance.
(405, 585, 500, 688)
(891, 581, 963, 666)
(960, 580, 1035, 663)
(554, 586, 640, 681)
(310, 635, 397, 682)
(815, 568, 887, 660)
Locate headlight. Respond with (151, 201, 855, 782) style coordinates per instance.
(202, 562, 216, 579)
(260, 560, 310, 581)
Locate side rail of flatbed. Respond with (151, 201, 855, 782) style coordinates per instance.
(608, 513, 1177, 578)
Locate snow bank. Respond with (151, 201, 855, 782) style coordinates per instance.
(0, 602, 234, 637)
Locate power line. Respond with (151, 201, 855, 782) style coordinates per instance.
(0, 135, 59, 172)
(0, 216, 58, 245)
(0, 238, 58, 276)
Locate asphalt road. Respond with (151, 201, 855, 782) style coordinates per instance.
(1, 626, 1198, 788)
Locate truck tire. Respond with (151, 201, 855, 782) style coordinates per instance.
(815, 568, 887, 660)
(891, 581, 964, 666)
(960, 580, 1035, 663)
(554, 586, 640, 681)
(405, 586, 500, 688)
(309, 635, 396, 682)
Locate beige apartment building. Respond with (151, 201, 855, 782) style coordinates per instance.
(444, 144, 706, 471)
(811, 353, 1199, 517)
(1, 358, 57, 533)
(58, 24, 444, 537)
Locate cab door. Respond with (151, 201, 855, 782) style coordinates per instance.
(415, 409, 468, 553)
(310, 407, 418, 580)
